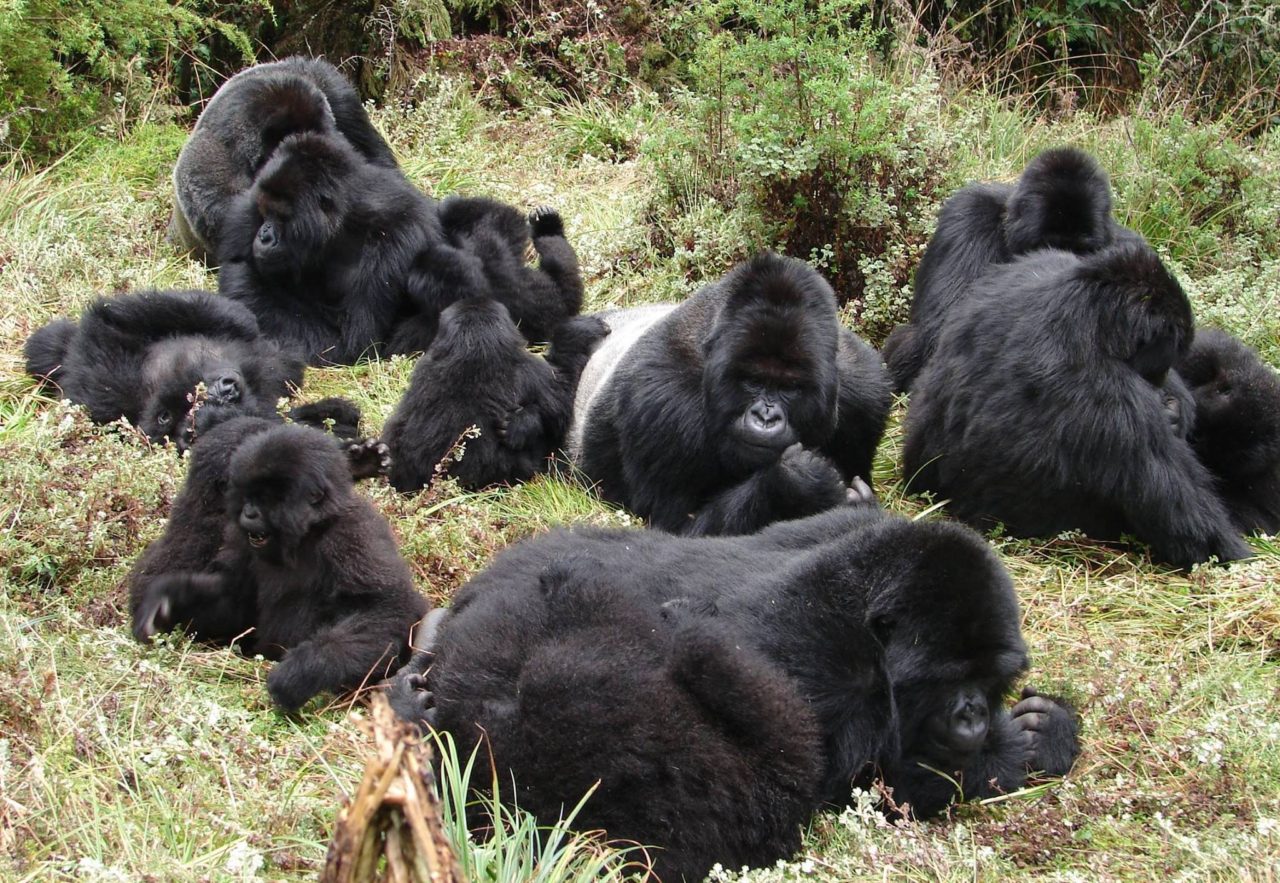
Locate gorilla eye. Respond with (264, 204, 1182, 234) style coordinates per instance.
(318, 195, 336, 213)
(309, 488, 327, 506)
(871, 614, 896, 636)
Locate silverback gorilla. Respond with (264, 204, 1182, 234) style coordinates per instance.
(1177, 329, 1280, 535)
(903, 242, 1252, 568)
(24, 290, 305, 447)
(133, 424, 427, 710)
(883, 147, 1138, 393)
(388, 504, 1078, 879)
(382, 300, 608, 491)
(570, 253, 891, 535)
(170, 56, 398, 263)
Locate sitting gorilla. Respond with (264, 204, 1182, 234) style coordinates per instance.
(132, 424, 427, 710)
(382, 300, 608, 492)
(391, 503, 1079, 830)
(24, 289, 306, 447)
(171, 56, 398, 263)
(393, 562, 821, 882)
(1177, 329, 1280, 534)
(903, 242, 1252, 569)
(403, 197, 585, 345)
(217, 130, 443, 365)
(883, 147, 1138, 393)
(570, 252, 891, 535)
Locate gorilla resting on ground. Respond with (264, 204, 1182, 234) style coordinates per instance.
(883, 147, 1139, 393)
(903, 242, 1252, 569)
(133, 424, 427, 710)
(391, 503, 1079, 841)
(24, 290, 306, 447)
(394, 561, 822, 883)
(382, 300, 608, 492)
(570, 252, 891, 535)
(1177, 329, 1280, 535)
(171, 56, 397, 263)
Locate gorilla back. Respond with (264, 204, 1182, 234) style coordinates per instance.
(572, 253, 891, 535)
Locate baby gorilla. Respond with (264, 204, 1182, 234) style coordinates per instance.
(571, 252, 891, 535)
(133, 424, 428, 710)
(24, 290, 304, 447)
(393, 563, 822, 883)
(1177, 329, 1280, 534)
(903, 243, 1251, 569)
(382, 301, 608, 491)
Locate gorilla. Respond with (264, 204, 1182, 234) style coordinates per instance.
(24, 290, 306, 447)
(883, 147, 1137, 392)
(1177, 329, 1280, 534)
(132, 424, 428, 711)
(391, 503, 1079, 831)
(382, 300, 608, 492)
(570, 252, 892, 536)
(902, 242, 1252, 569)
(170, 56, 397, 263)
(392, 561, 822, 882)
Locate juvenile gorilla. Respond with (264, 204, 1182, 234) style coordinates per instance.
(382, 300, 608, 491)
(1177, 329, 1280, 534)
(571, 252, 891, 535)
(883, 147, 1135, 392)
(392, 504, 1079, 826)
(393, 563, 822, 882)
(24, 289, 305, 447)
(133, 424, 428, 711)
(903, 243, 1252, 569)
(171, 56, 397, 263)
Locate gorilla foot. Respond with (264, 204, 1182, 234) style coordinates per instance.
(410, 609, 449, 654)
(347, 438, 392, 481)
(387, 664, 439, 731)
(846, 476, 877, 506)
(528, 206, 565, 238)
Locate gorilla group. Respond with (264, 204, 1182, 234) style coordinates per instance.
(382, 299, 608, 492)
(132, 423, 427, 711)
(570, 252, 892, 536)
(389, 502, 1079, 881)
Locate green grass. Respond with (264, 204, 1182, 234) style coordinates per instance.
(1, 69, 1278, 881)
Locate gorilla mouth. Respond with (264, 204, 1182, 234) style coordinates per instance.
(246, 531, 270, 548)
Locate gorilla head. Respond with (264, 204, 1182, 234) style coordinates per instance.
(704, 257, 840, 472)
(1004, 147, 1117, 255)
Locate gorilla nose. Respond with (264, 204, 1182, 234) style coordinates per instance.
(209, 375, 242, 403)
(747, 401, 784, 435)
(240, 503, 264, 531)
(949, 694, 990, 753)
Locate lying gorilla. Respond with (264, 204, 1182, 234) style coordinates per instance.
(391, 503, 1079, 845)
(394, 562, 822, 883)
(24, 289, 307, 447)
(382, 300, 608, 492)
(883, 147, 1137, 392)
(171, 56, 398, 263)
(133, 423, 427, 710)
(570, 252, 891, 535)
(903, 242, 1252, 568)
(1177, 329, 1280, 535)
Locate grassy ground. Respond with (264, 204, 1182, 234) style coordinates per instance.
(1, 75, 1277, 881)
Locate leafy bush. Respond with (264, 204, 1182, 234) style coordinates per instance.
(642, 0, 955, 339)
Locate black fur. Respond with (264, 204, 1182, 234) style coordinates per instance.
(132, 424, 428, 710)
(903, 243, 1251, 569)
(392, 504, 1079, 828)
(573, 252, 891, 535)
(24, 290, 304, 448)
(1178, 329, 1280, 534)
(170, 56, 397, 263)
(884, 147, 1136, 392)
(382, 300, 608, 491)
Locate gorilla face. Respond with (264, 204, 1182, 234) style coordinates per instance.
(246, 133, 356, 280)
(138, 337, 260, 448)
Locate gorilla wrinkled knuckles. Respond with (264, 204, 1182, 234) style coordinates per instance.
(1177, 329, 1280, 535)
(883, 146, 1134, 393)
(132, 424, 428, 711)
(902, 241, 1252, 569)
(390, 505, 1080, 868)
(23, 289, 305, 450)
(170, 56, 397, 263)
(382, 299, 608, 492)
(571, 252, 891, 536)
